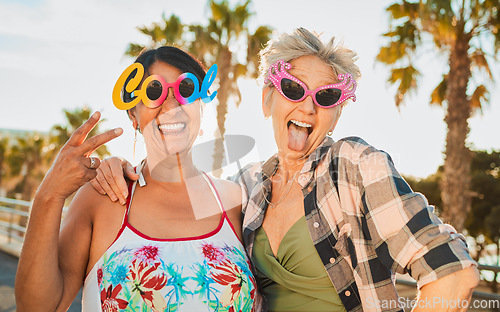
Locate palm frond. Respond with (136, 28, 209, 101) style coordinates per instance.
(470, 49, 493, 79)
(419, 0, 456, 48)
(125, 43, 146, 57)
(210, 0, 228, 21)
(232, 0, 252, 36)
(188, 24, 218, 66)
(247, 26, 273, 76)
(233, 63, 247, 79)
(161, 14, 184, 44)
(430, 74, 448, 106)
(376, 41, 409, 65)
(388, 65, 420, 107)
(470, 84, 489, 113)
(207, 18, 223, 43)
(137, 23, 165, 44)
(386, 2, 419, 20)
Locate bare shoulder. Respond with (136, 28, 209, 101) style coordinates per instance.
(209, 177, 242, 211)
(63, 182, 127, 273)
(65, 182, 126, 227)
(209, 177, 243, 238)
(64, 183, 103, 221)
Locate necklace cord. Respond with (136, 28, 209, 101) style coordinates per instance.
(261, 168, 300, 208)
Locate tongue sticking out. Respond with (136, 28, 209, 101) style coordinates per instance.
(288, 123, 309, 151)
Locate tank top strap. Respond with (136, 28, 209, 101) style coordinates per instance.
(123, 160, 146, 224)
(106, 174, 135, 247)
(109, 162, 143, 246)
(122, 181, 134, 224)
(201, 172, 226, 215)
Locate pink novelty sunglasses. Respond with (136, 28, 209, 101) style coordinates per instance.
(264, 59, 357, 108)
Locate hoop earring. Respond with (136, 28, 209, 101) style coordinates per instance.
(265, 116, 270, 120)
(327, 130, 333, 136)
(199, 129, 204, 137)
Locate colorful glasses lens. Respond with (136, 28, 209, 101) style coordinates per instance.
(280, 78, 343, 107)
(142, 78, 196, 103)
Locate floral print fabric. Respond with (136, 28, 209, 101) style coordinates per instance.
(83, 220, 257, 312)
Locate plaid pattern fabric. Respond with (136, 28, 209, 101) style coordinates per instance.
(231, 136, 476, 312)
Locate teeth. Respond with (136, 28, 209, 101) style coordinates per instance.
(158, 123, 185, 131)
(291, 120, 312, 128)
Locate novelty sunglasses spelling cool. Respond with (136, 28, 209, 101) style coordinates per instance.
(264, 60, 356, 108)
(112, 63, 218, 110)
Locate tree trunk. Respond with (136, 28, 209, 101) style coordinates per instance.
(439, 26, 472, 233)
(212, 49, 232, 177)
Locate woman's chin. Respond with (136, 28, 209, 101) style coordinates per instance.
(159, 141, 191, 156)
(154, 130, 193, 154)
(145, 135, 194, 168)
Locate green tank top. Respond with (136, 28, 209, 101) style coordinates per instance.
(253, 216, 346, 312)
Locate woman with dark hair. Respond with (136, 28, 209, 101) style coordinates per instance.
(15, 46, 258, 312)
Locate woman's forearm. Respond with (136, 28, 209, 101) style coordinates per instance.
(15, 190, 66, 311)
(412, 266, 479, 312)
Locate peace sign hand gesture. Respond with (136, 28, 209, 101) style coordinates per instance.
(38, 111, 123, 201)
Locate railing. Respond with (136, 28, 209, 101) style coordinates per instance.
(0, 196, 31, 244)
(0, 197, 68, 245)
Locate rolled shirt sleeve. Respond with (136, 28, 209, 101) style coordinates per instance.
(357, 146, 477, 288)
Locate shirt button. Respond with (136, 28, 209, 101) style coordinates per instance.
(299, 175, 308, 183)
(329, 257, 335, 264)
(345, 290, 351, 297)
(313, 222, 320, 228)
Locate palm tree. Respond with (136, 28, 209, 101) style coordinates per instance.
(51, 106, 110, 158)
(8, 134, 52, 201)
(376, 0, 499, 232)
(5, 133, 54, 233)
(125, 0, 272, 176)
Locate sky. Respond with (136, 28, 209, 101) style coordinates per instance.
(0, 0, 499, 179)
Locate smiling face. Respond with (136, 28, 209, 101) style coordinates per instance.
(129, 61, 202, 158)
(262, 55, 342, 161)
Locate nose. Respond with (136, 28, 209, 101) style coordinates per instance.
(160, 88, 182, 112)
(297, 94, 316, 115)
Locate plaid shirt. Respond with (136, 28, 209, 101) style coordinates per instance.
(231, 136, 476, 312)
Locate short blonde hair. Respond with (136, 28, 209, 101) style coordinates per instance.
(259, 28, 361, 88)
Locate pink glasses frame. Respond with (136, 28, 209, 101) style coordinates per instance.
(264, 59, 357, 108)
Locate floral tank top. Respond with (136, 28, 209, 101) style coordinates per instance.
(82, 171, 257, 312)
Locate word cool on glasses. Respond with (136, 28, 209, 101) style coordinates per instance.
(112, 63, 218, 110)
